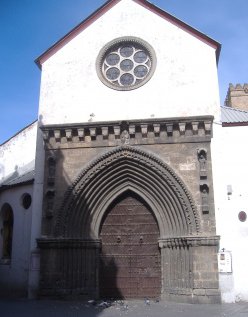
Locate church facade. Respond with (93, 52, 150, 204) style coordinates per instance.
(1, 0, 247, 303)
(33, 0, 221, 303)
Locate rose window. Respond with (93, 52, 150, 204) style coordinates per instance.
(97, 37, 156, 91)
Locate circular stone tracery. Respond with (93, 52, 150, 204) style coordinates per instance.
(96, 37, 156, 91)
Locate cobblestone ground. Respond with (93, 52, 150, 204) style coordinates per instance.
(1, 299, 248, 317)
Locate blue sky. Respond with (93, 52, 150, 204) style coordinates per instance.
(1, 0, 248, 144)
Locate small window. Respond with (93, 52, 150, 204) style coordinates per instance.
(22, 193, 32, 210)
(238, 211, 247, 222)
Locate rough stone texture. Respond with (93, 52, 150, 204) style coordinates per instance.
(38, 116, 220, 303)
(225, 83, 248, 111)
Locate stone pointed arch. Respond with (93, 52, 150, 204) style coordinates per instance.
(55, 146, 199, 238)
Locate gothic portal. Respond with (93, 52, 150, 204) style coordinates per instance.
(38, 117, 220, 303)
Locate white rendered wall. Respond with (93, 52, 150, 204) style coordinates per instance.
(38, 0, 220, 126)
(0, 119, 37, 297)
(0, 122, 37, 183)
(27, 128, 45, 299)
(0, 185, 33, 296)
(212, 123, 248, 303)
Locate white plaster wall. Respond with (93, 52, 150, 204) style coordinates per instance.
(0, 185, 33, 295)
(27, 128, 45, 299)
(0, 122, 37, 183)
(0, 122, 37, 296)
(39, 0, 220, 125)
(212, 123, 248, 302)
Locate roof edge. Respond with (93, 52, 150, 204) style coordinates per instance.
(221, 105, 248, 113)
(0, 119, 38, 147)
(0, 179, 34, 193)
(222, 122, 248, 127)
(35, 0, 119, 69)
(134, 0, 221, 63)
(35, 0, 221, 69)
(221, 105, 248, 126)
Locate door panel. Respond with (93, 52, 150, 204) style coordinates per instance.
(99, 192, 161, 298)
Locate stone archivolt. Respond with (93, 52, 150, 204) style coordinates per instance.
(38, 116, 220, 303)
(54, 145, 199, 239)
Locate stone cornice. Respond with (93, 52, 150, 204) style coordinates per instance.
(40, 116, 213, 149)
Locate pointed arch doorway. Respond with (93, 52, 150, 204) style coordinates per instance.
(42, 146, 220, 303)
(99, 191, 161, 299)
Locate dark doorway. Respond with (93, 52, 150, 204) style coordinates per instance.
(99, 191, 161, 299)
(1, 203, 14, 261)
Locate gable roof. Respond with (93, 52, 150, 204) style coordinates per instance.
(35, 0, 221, 69)
(221, 106, 248, 126)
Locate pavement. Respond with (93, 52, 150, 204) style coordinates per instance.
(1, 299, 248, 317)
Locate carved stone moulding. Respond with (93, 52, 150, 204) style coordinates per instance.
(54, 145, 200, 238)
(159, 235, 220, 248)
(37, 238, 101, 249)
(40, 116, 213, 149)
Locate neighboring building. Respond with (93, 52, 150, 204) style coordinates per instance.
(213, 105, 248, 303)
(225, 83, 248, 111)
(0, 0, 247, 303)
(0, 121, 37, 297)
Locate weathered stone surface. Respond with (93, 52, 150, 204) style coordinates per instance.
(225, 83, 248, 111)
(39, 116, 220, 303)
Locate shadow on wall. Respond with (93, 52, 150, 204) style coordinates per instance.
(99, 256, 123, 300)
(38, 144, 125, 300)
(38, 142, 162, 301)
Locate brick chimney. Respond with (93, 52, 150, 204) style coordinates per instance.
(225, 83, 248, 111)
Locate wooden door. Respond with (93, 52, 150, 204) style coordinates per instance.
(99, 192, 161, 298)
